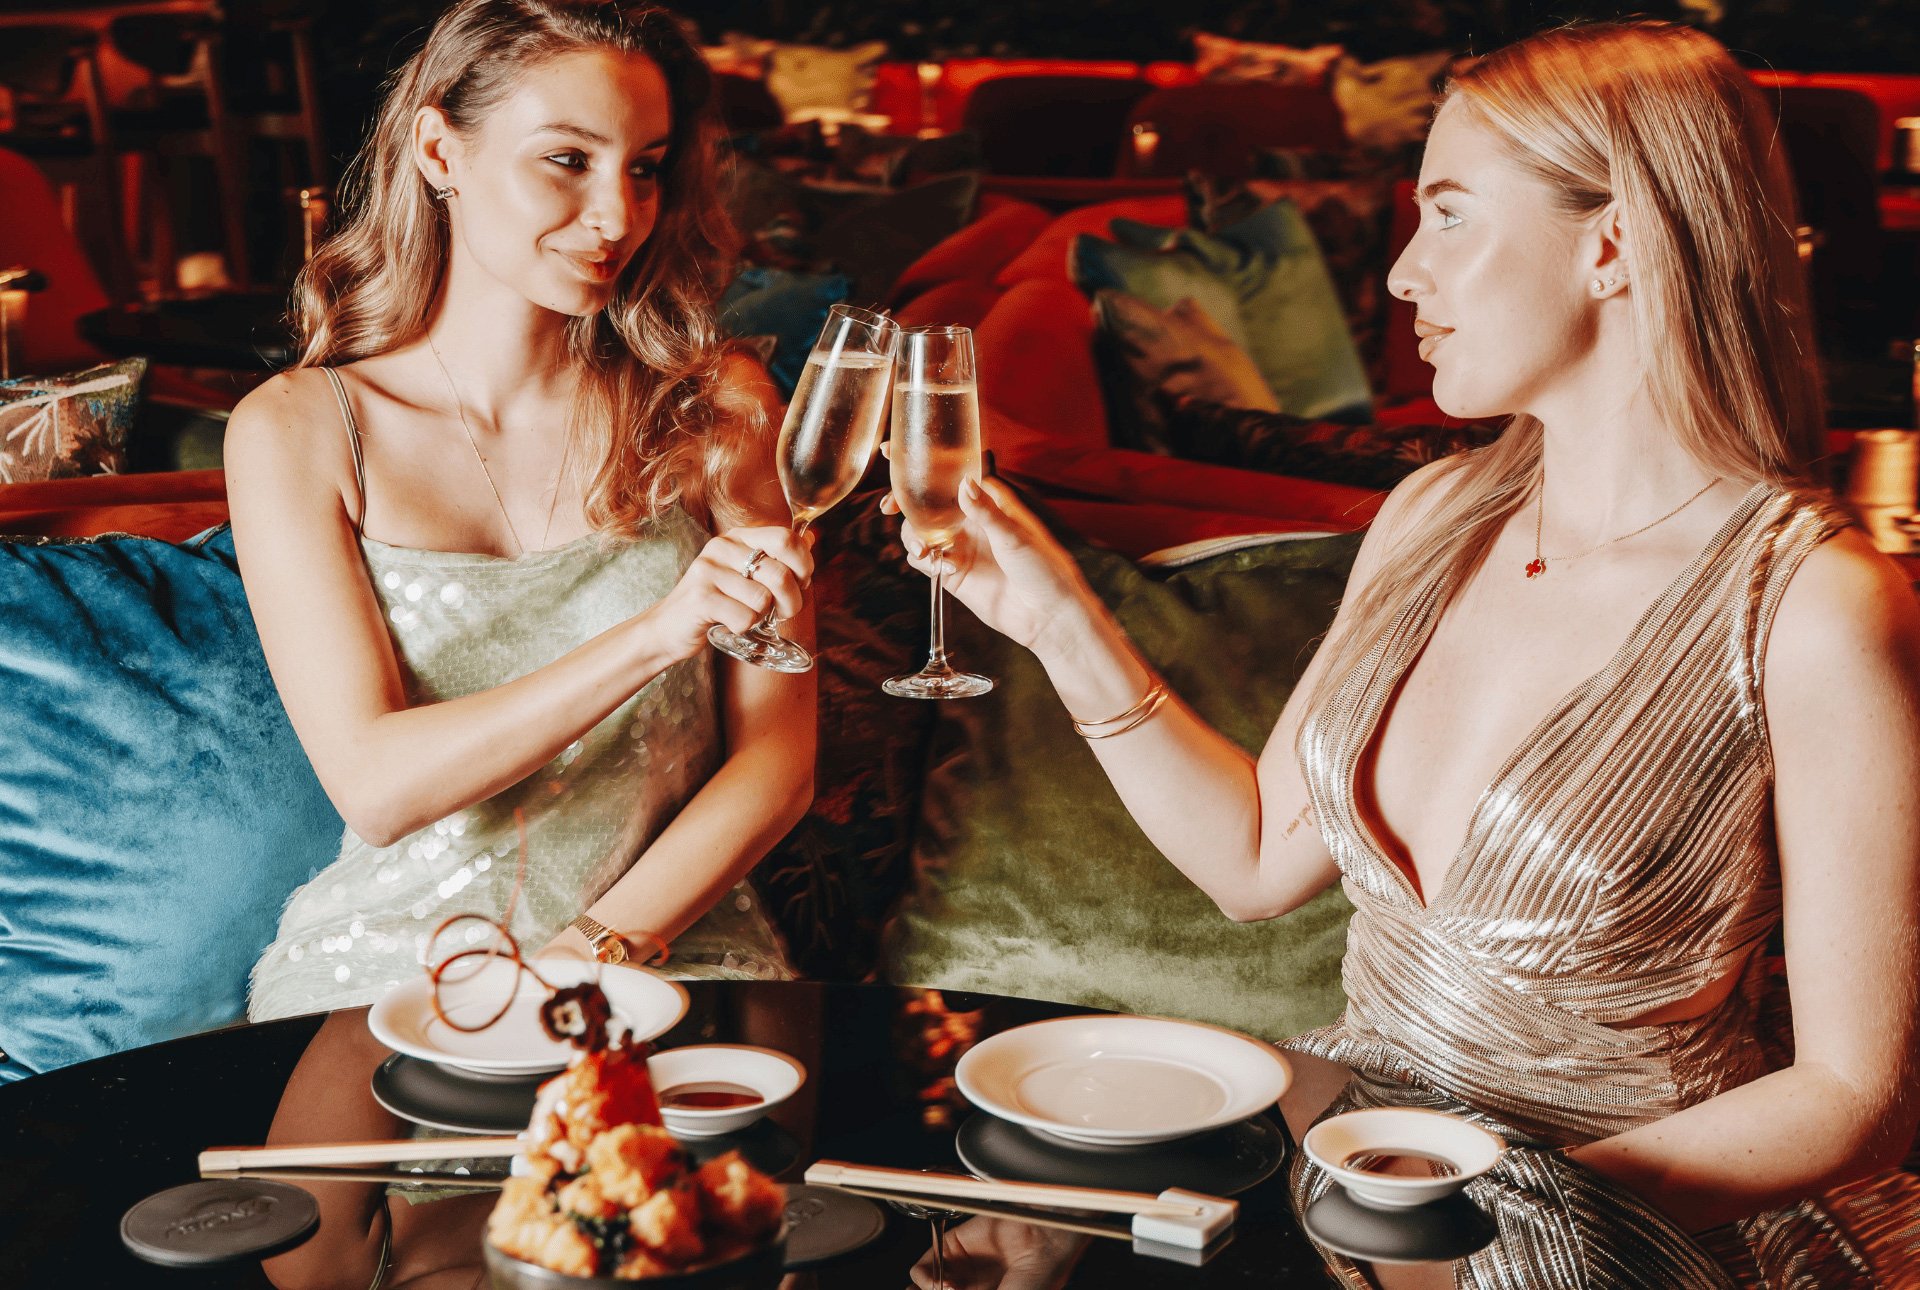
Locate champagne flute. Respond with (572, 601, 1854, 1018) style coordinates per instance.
(883, 326, 995, 700)
(710, 304, 899, 672)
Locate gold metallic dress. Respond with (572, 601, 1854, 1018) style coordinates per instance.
(1288, 483, 1920, 1288)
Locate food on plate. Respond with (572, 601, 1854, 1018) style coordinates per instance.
(486, 1002, 785, 1278)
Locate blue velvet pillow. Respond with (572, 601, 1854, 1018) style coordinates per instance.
(718, 266, 854, 397)
(0, 526, 341, 1080)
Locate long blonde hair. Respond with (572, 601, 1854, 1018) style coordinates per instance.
(293, 0, 761, 534)
(1310, 21, 1824, 706)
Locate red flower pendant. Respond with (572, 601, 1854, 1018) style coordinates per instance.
(1524, 557, 1547, 579)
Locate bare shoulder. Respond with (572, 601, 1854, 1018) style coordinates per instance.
(1766, 524, 1920, 703)
(1346, 456, 1473, 587)
(222, 367, 359, 517)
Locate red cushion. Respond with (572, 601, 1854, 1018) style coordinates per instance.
(998, 435, 1383, 530)
(974, 281, 1109, 448)
(1040, 496, 1342, 560)
(0, 469, 228, 540)
(995, 195, 1190, 287)
(892, 278, 1006, 330)
(890, 198, 1054, 305)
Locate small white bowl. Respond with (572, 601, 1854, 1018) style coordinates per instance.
(1302, 1108, 1504, 1209)
(648, 1044, 806, 1138)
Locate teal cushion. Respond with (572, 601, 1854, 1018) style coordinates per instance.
(882, 527, 1361, 1042)
(1070, 200, 1373, 422)
(0, 526, 341, 1080)
(718, 266, 853, 397)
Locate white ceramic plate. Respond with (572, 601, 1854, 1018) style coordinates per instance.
(367, 957, 689, 1076)
(955, 1015, 1292, 1146)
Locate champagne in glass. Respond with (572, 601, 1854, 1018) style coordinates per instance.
(883, 326, 994, 700)
(710, 305, 898, 672)
(778, 349, 893, 522)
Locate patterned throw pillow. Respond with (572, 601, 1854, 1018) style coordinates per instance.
(1090, 289, 1278, 453)
(1071, 200, 1373, 422)
(1191, 32, 1345, 86)
(1165, 397, 1499, 489)
(1330, 51, 1454, 150)
(0, 357, 146, 484)
(752, 472, 936, 979)
(764, 41, 887, 120)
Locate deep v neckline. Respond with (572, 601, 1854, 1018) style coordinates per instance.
(1346, 482, 1770, 914)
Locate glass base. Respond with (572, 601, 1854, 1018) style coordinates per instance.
(708, 622, 814, 673)
(882, 669, 995, 700)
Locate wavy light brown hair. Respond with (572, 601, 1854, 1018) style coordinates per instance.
(1309, 21, 1823, 708)
(292, 0, 762, 534)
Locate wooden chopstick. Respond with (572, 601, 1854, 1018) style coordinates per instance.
(201, 1166, 506, 1188)
(829, 1184, 1128, 1241)
(198, 1137, 521, 1173)
(804, 1160, 1203, 1219)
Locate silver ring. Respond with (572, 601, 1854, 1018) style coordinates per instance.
(739, 547, 768, 580)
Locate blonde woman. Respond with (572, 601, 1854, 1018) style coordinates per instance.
(899, 22, 1920, 1287)
(228, 0, 811, 1023)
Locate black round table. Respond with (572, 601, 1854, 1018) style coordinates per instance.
(0, 982, 1344, 1288)
(79, 291, 296, 371)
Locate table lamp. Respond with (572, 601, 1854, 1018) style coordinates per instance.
(0, 266, 47, 382)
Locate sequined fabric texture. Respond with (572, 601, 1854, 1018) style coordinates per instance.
(247, 379, 792, 1023)
(1288, 484, 1920, 1286)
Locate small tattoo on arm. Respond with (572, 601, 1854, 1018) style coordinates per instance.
(1281, 802, 1315, 842)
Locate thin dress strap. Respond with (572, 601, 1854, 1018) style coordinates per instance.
(321, 367, 368, 537)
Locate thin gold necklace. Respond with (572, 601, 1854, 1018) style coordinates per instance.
(425, 337, 568, 557)
(1526, 475, 1722, 579)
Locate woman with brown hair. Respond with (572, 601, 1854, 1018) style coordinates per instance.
(902, 21, 1920, 1287)
(228, 0, 811, 1022)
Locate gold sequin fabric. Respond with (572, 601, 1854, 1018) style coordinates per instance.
(1288, 483, 1920, 1286)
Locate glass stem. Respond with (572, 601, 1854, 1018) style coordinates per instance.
(926, 545, 952, 675)
(755, 516, 810, 637)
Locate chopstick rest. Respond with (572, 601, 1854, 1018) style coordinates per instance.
(803, 1160, 1237, 1249)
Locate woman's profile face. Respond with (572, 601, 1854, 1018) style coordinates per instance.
(435, 48, 673, 318)
(1388, 98, 1597, 421)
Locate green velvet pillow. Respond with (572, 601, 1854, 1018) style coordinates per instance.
(881, 528, 1361, 1043)
(1070, 200, 1372, 423)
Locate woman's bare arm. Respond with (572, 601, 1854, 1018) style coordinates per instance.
(549, 354, 817, 951)
(901, 461, 1454, 922)
(225, 367, 808, 847)
(1569, 529, 1920, 1230)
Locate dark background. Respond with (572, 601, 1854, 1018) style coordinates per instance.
(300, 0, 1919, 168)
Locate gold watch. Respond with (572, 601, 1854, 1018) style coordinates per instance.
(570, 913, 630, 965)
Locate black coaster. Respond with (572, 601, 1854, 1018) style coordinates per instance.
(956, 1111, 1287, 1197)
(121, 1180, 320, 1268)
(781, 1184, 888, 1269)
(371, 1053, 545, 1134)
(678, 1118, 805, 1178)
(1302, 1186, 1498, 1266)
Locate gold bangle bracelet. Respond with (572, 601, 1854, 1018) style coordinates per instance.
(1072, 681, 1170, 739)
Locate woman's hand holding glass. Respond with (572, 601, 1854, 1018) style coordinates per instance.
(648, 526, 813, 664)
(710, 303, 899, 672)
(885, 471, 1098, 664)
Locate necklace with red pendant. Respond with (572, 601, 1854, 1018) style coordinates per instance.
(1527, 476, 1722, 579)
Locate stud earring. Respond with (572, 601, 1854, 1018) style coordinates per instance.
(1593, 278, 1606, 292)
(433, 185, 456, 201)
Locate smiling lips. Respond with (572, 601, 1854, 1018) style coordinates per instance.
(1414, 319, 1454, 363)
(561, 251, 622, 283)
